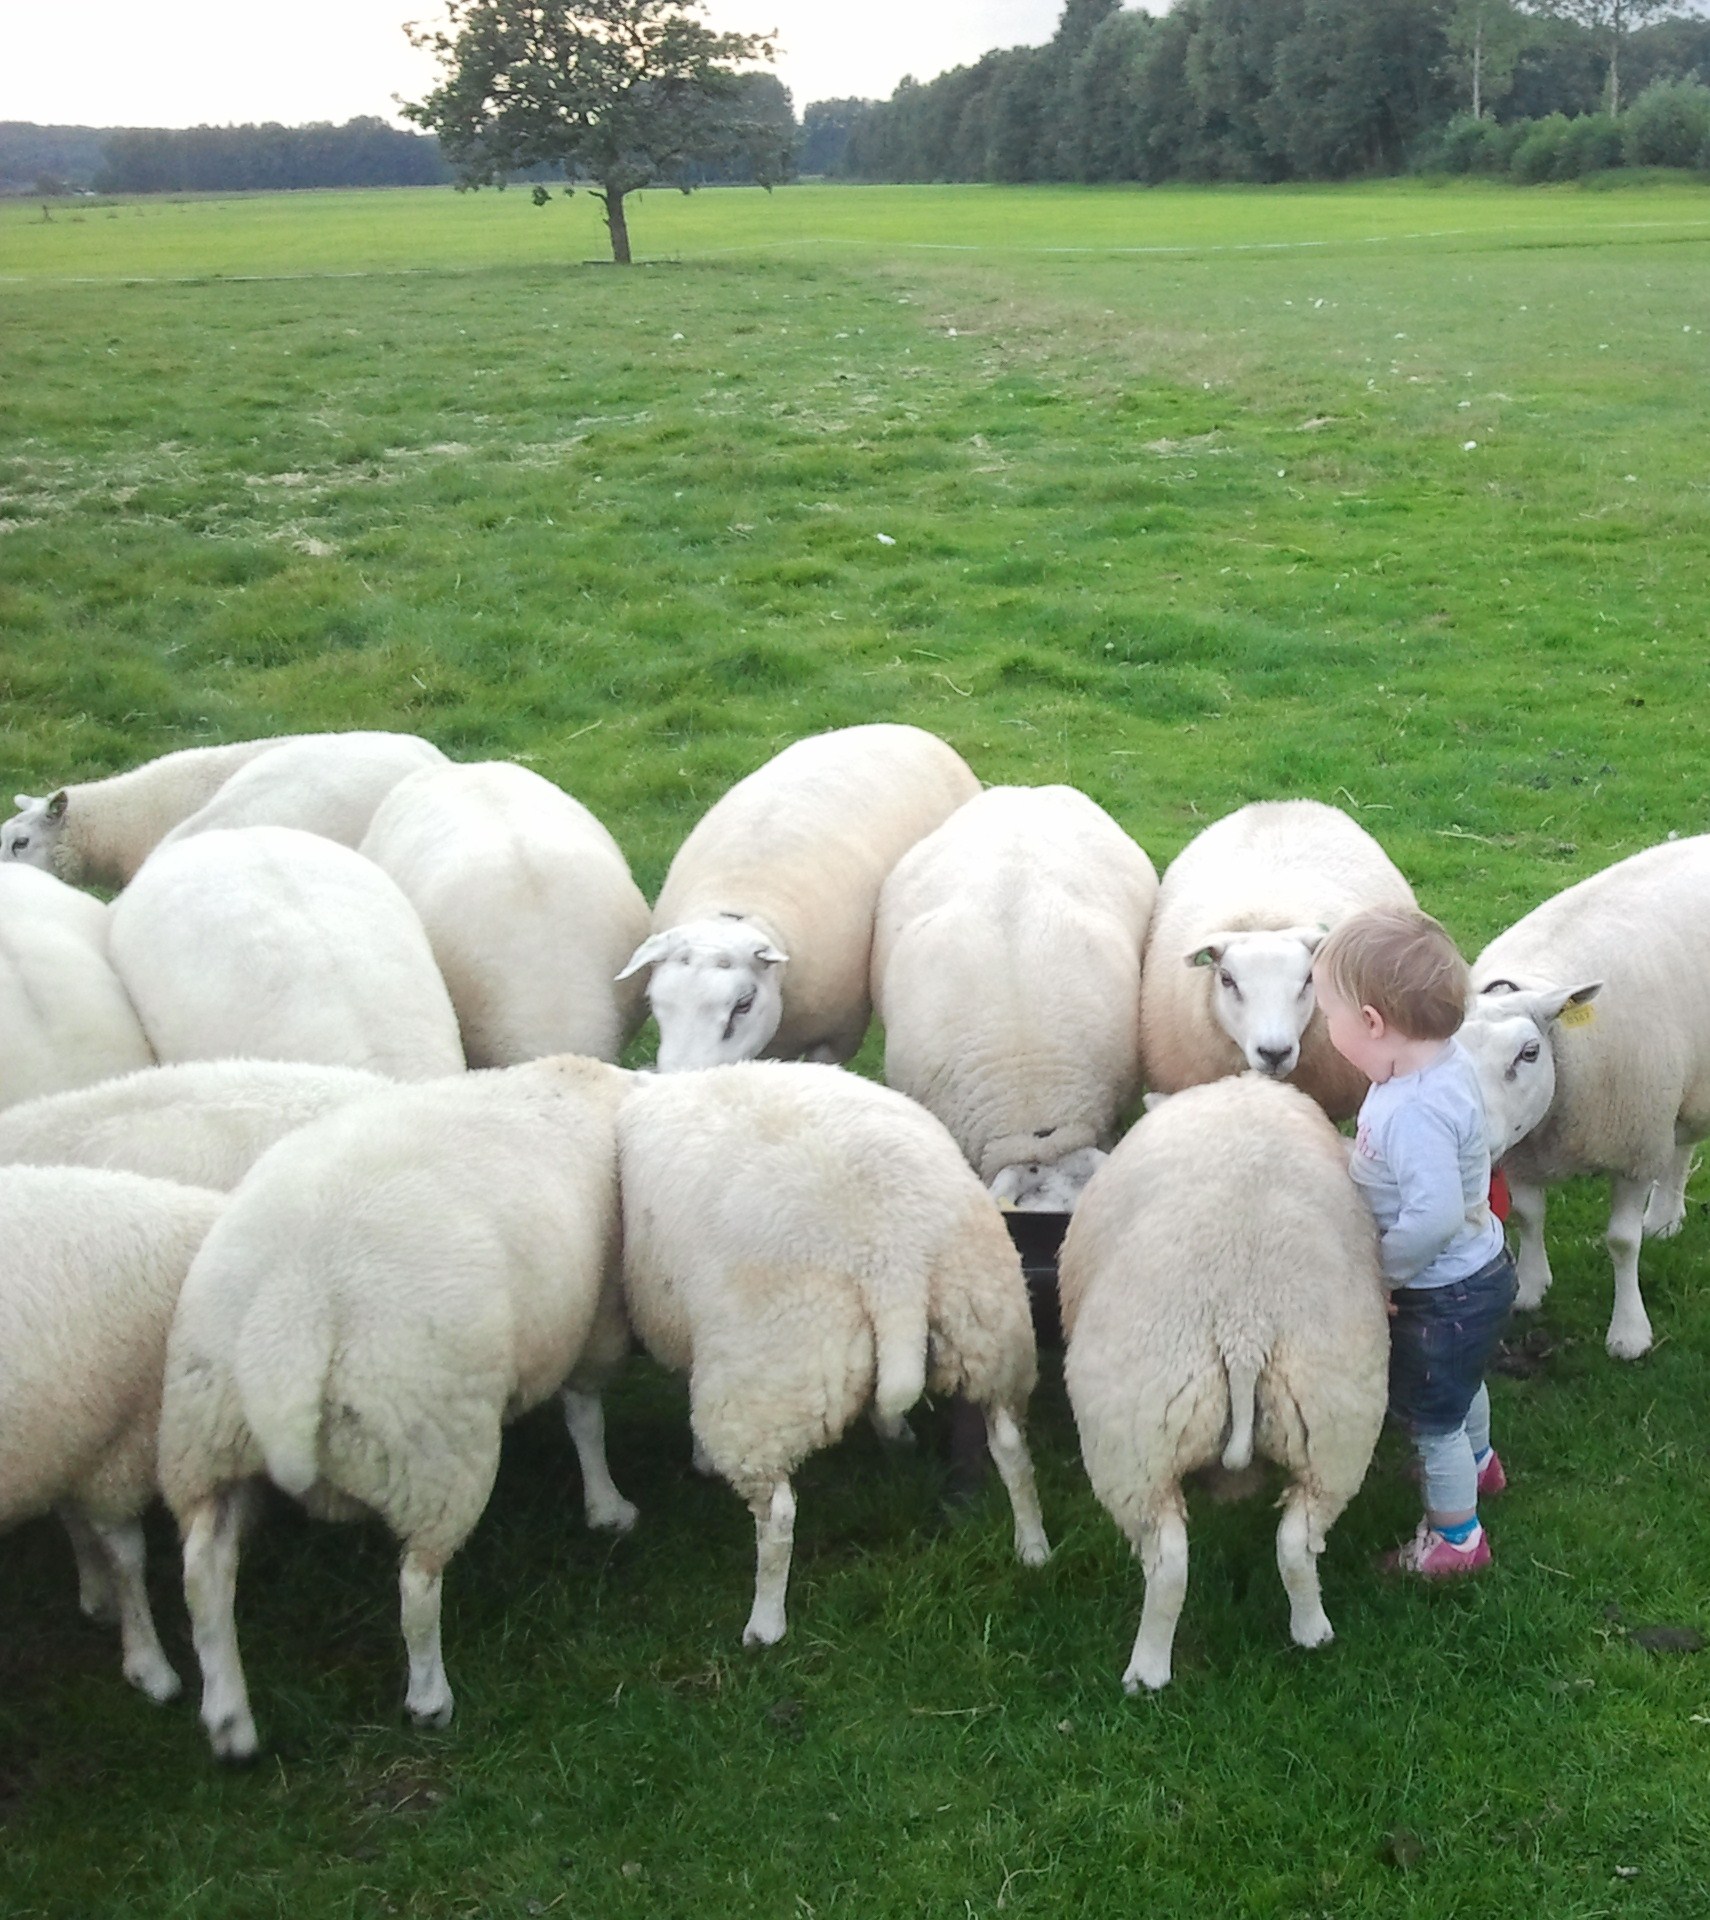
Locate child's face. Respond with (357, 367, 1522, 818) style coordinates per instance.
(1314, 974, 1391, 1081)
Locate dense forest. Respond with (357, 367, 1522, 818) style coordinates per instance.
(6, 2, 1710, 198)
(814, 0, 1710, 183)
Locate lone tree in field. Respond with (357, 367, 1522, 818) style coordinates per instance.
(404, 1, 789, 264)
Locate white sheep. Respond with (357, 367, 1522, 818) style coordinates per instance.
(0, 864, 154, 1109)
(871, 784, 1158, 1210)
(1059, 1073, 1387, 1691)
(1461, 834, 1710, 1360)
(107, 826, 464, 1080)
(1139, 799, 1416, 1119)
(156, 731, 446, 854)
(3, 736, 293, 889)
(0, 1058, 389, 1187)
(617, 1061, 1050, 1649)
(1, 1165, 225, 1702)
(360, 760, 649, 1066)
(619, 724, 980, 1070)
(157, 1055, 634, 1761)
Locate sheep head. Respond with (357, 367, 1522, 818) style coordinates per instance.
(617, 917, 788, 1071)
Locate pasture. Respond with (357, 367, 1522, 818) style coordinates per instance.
(3, 178, 1710, 1918)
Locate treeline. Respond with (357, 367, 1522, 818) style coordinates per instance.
(810, 0, 1710, 185)
(0, 118, 451, 195)
(95, 118, 451, 193)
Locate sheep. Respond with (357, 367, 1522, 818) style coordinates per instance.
(156, 731, 446, 854)
(107, 826, 464, 1080)
(1460, 834, 1710, 1360)
(618, 724, 980, 1071)
(616, 1060, 1051, 1649)
(0, 1058, 390, 1188)
(3, 736, 293, 889)
(0, 864, 154, 1109)
(1, 1165, 225, 1702)
(360, 761, 650, 1066)
(1138, 799, 1416, 1120)
(872, 784, 1158, 1210)
(1058, 1073, 1387, 1692)
(157, 1055, 634, 1761)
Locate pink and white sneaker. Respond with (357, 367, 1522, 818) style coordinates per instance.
(1382, 1519, 1492, 1578)
(1476, 1449, 1508, 1499)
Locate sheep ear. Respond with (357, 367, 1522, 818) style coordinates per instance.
(45, 790, 68, 822)
(1280, 923, 1328, 954)
(1141, 1090, 1173, 1113)
(754, 944, 789, 967)
(13, 793, 41, 811)
(1188, 943, 1225, 969)
(615, 934, 673, 982)
(1539, 981, 1603, 1028)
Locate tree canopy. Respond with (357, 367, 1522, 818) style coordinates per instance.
(403, 0, 789, 263)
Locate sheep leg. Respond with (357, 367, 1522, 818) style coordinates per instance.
(984, 1406, 1051, 1567)
(399, 1550, 455, 1729)
(58, 1505, 117, 1624)
(88, 1515, 181, 1703)
(1123, 1506, 1189, 1694)
(1642, 1142, 1696, 1240)
(742, 1479, 796, 1648)
(1275, 1495, 1333, 1652)
(1507, 1175, 1551, 1310)
(1605, 1174, 1655, 1360)
(691, 1431, 719, 1478)
(868, 1404, 916, 1447)
(183, 1483, 258, 1763)
(559, 1388, 639, 1534)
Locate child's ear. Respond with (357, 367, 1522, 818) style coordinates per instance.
(1361, 1004, 1386, 1038)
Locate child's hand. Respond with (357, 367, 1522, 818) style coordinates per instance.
(1386, 1296, 1398, 1318)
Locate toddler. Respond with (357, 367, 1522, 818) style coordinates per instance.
(1312, 905, 1517, 1576)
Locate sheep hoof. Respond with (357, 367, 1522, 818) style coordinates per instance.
(1016, 1529, 1052, 1569)
(127, 1656, 182, 1705)
(1290, 1614, 1335, 1652)
(407, 1695, 456, 1731)
(207, 1714, 260, 1766)
(1605, 1320, 1653, 1362)
(1121, 1657, 1170, 1694)
(741, 1614, 786, 1649)
(587, 1495, 640, 1535)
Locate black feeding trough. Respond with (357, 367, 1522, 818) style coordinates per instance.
(1003, 1207, 1071, 1350)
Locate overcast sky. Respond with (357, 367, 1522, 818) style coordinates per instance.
(0, 2, 1077, 129)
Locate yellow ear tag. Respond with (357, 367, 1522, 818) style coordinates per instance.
(1558, 1001, 1597, 1030)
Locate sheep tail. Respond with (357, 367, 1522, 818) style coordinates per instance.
(1221, 1351, 1260, 1472)
(872, 1301, 929, 1427)
(235, 1291, 334, 1500)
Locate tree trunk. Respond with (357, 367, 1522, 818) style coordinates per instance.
(599, 185, 632, 266)
(1473, 16, 1484, 120)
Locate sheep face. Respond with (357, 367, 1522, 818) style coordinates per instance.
(989, 1146, 1106, 1212)
(618, 918, 788, 1071)
(1188, 927, 1325, 1080)
(1459, 979, 1602, 1156)
(2, 791, 66, 873)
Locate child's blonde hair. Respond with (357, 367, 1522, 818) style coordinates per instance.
(1313, 905, 1468, 1042)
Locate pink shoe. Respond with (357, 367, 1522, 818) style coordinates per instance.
(1382, 1520, 1492, 1578)
(1476, 1449, 1508, 1499)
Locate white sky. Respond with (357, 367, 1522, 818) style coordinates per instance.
(0, 2, 1073, 128)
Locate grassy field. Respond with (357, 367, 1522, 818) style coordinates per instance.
(3, 177, 1709, 1919)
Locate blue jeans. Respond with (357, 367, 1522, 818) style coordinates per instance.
(1388, 1250, 1518, 1439)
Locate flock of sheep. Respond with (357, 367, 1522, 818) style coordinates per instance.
(2, 721, 1704, 1737)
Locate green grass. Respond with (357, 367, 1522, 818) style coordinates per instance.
(3, 178, 1710, 1919)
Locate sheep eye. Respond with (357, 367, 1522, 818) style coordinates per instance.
(1519, 1042, 1540, 1065)
(1218, 970, 1237, 993)
(10, 836, 24, 852)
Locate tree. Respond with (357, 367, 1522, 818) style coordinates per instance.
(1523, 0, 1685, 112)
(403, 1, 786, 264)
(1445, 0, 1533, 117)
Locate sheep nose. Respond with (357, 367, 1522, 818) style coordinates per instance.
(1255, 1045, 1292, 1075)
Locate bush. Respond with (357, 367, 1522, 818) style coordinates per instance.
(1511, 114, 1572, 182)
(1554, 112, 1624, 178)
(1623, 79, 1710, 169)
(1424, 114, 1526, 175)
